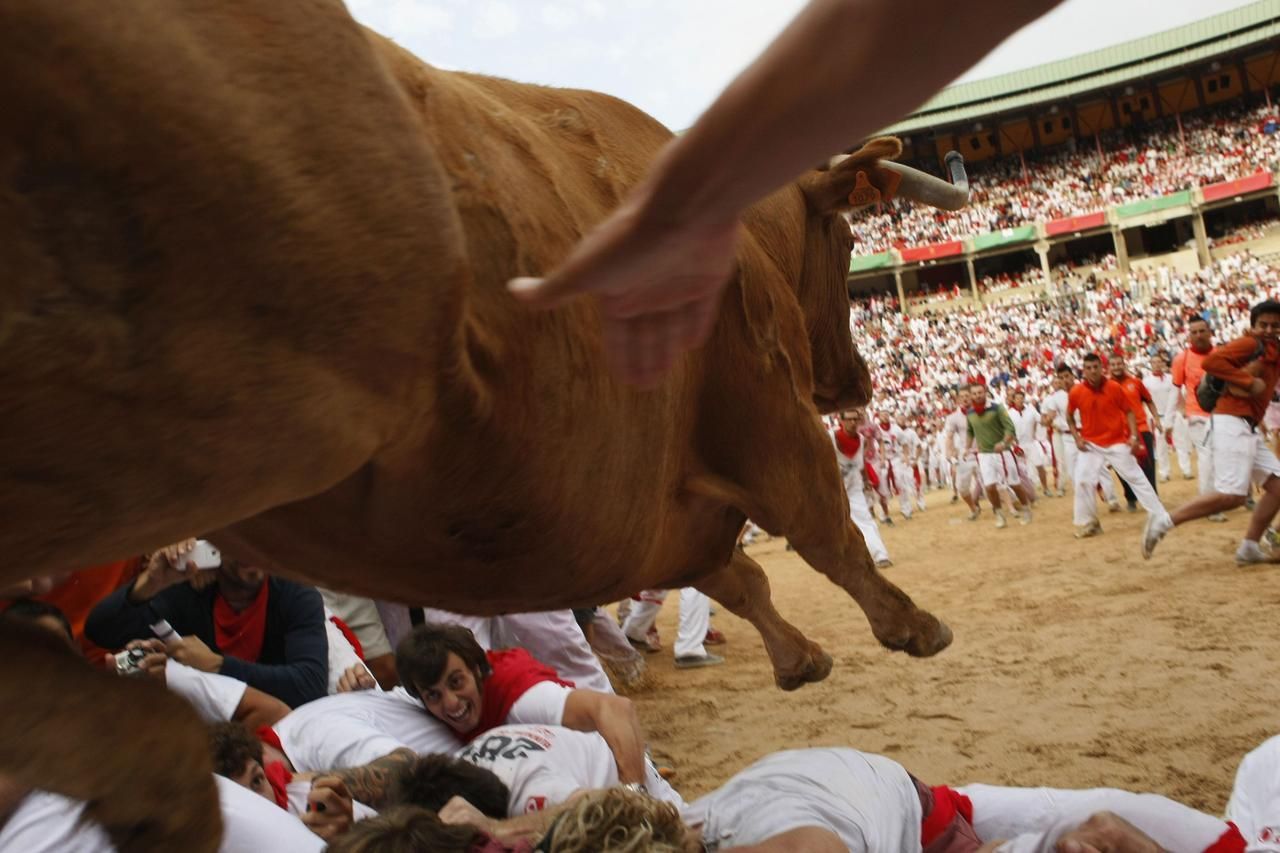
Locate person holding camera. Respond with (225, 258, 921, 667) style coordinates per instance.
(85, 539, 329, 707)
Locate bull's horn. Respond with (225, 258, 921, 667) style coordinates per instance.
(877, 151, 970, 211)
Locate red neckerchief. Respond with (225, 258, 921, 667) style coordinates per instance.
(834, 427, 861, 458)
(970, 402, 987, 415)
(878, 420, 891, 431)
(1010, 404, 1023, 413)
(921, 785, 975, 847)
(213, 582, 269, 663)
(461, 649, 575, 742)
(263, 760, 292, 810)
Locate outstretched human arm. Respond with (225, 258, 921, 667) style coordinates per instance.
(512, 0, 1065, 384)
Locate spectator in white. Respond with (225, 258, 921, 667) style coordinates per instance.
(1069, 354, 1172, 539)
(1143, 300, 1280, 564)
(621, 588, 726, 669)
(832, 408, 893, 569)
(85, 541, 328, 707)
(1226, 733, 1280, 849)
(965, 383, 1034, 529)
(1144, 353, 1186, 482)
(1008, 390, 1051, 498)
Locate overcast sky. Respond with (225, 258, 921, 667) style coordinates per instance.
(347, 0, 1261, 131)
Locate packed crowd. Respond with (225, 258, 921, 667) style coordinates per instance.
(850, 100, 1280, 253)
(852, 251, 1280, 422)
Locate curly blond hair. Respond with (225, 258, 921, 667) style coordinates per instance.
(544, 788, 692, 853)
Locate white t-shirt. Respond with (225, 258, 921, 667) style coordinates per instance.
(1142, 373, 1179, 422)
(504, 681, 573, 727)
(1009, 405, 1041, 447)
(895, 428, 920, 464)
(273, 687, 457, 772)
(873, 423, 900, 466)
(165, 660, 247, 723)
(1040, 389, 1070, 432)
(944, 410, 970, 457)
(830, 430, 866, 494)
(682, 748, 922, 851)
(1226, 734, 1280, 850)
(457, 724, 683, 816)
(0, 776, 324, 853)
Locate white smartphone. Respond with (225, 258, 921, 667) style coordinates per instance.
(174, 540, 221, 572)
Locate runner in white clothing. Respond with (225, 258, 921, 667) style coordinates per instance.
(1143, 354, 1182, 483)
(1042, 365, 1120, 509)
(896, 415, 926, 513)
(1008, 390, 1051, 498)
(944, 388, 984, 520)
(832, 409, 893, 569)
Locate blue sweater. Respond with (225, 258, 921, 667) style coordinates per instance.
(85, 576, 328, 707)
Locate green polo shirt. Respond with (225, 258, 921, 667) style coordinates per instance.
(966, 404, 1017, 453)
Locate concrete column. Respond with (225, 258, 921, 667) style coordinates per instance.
(1191, 210, 1210, 268)
(966, 257, 980, 303)
(894, 268, 906, 314)
(1111, 226, 1130, 275)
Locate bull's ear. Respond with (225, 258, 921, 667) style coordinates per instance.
(799, 136, 903, 215)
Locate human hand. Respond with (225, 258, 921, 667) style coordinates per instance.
(508, 191, 741, 387)
(1054, 811, 1163, 852)
(132, 540, 198, 601)
(1075, 438, 1088, 452)
(336, 663, 378, 693)
(1250, 377, 1266, 397)
(170, 636, 223, 673)
(301, 776, 354, 841)
(123, 639, 169, 683)
(439, 795, 493, 831)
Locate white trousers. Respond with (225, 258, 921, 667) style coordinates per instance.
(421, 608, 615, 694)
(1074, 443, 1169, 526)
(1059, 433, 1117, 501)
(1170, 410, 1194, 478)
(1187, 415, 1216, 495)
(847, 484, 890, 563)
(622, 588, 711, 659)
(889, 459, 916, 516)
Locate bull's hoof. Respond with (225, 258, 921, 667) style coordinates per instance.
(774, 645, 833, 691)
(877, 614, 952, 658)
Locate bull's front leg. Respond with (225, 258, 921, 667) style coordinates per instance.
(0, 622, 221, 852)
(696, 549, 833, 690)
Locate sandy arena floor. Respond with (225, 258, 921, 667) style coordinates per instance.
(623, 475, 1280, 812)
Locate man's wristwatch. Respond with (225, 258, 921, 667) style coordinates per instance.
(622, 782, 648, 796)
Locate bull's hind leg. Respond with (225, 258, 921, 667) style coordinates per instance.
(0, 622, 221, 852)
(696, 549, 833, 690)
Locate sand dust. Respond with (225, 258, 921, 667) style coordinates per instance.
(623, 476, 1280, 813)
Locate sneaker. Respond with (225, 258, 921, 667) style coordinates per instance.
(950, 495, 959, 504)
(627, 626, 662, 653)
(1126, 502, 1138, 514)
(1042, 487, 1054, 499)
(875, 558, 894, 569)
(967, 507, 981, 522)
(1159, 475, 1170, 483)
(916, 500, 927, 512)
(994, 511, 1007, 529)
(703, 628, 727, 646)
(1108, 500, 1123, 514)
(1074, 520, 1103, 539)
(674, 653, 725, 669)
(1058, 488, 1067, 497)
(1265, 529, 1280, 549)
(882, 516, 894, 527)
(1182, 473, 1194, 480)
(1236, 541, 1280, 566)
(1019, 508, 1033, 526)
(1208, 513, 1229, 523)
(1141, 513, 1174, 560)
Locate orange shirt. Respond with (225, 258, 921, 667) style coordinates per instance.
(1202, 334, 1280, 423)
(1068, 379, 1135, 447)
(1171, 347, 1211, 417)
(0, 559, 140, 663)
(1114, 374, 1154, 433)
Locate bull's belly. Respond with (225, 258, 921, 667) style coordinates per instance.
(218, 485, 743, 613)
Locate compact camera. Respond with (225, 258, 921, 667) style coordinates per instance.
(114, 647, 149, 676)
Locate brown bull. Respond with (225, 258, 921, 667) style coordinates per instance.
(1, 2, 953, 848)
